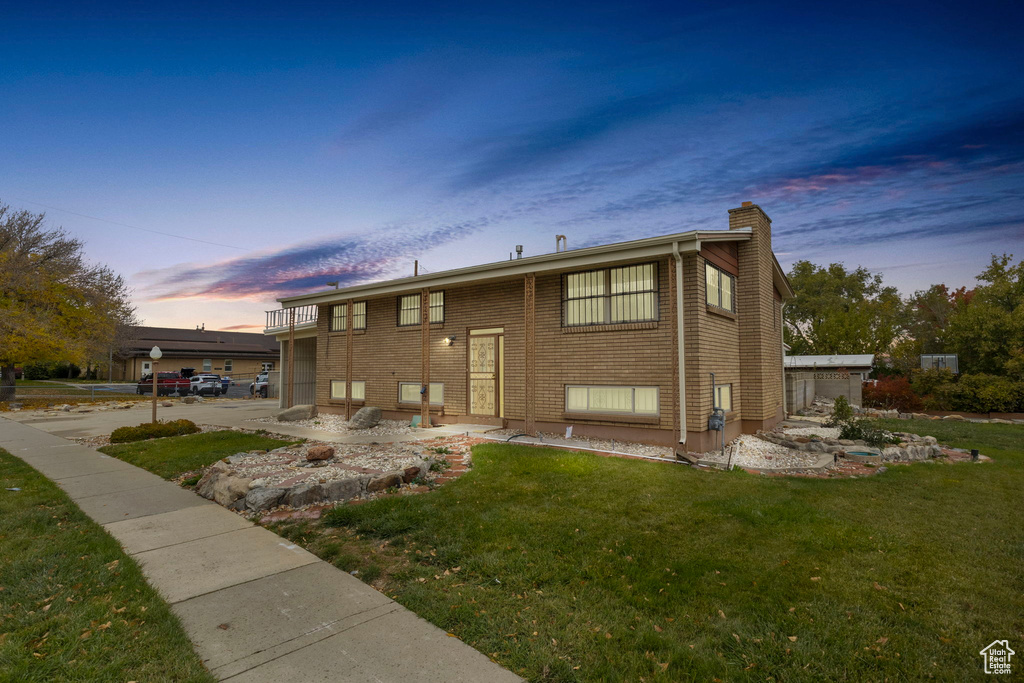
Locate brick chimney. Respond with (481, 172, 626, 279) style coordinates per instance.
(728, 202, 782, 429)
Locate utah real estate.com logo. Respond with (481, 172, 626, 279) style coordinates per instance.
(980, 640, 1015, 675)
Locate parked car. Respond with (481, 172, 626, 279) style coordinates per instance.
(249, 373, 269, 398)
(189, 373, 222, 396)
(136, 372, 190, 396)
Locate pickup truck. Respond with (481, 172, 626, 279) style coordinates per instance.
(249, 373, 269, 398)
(136, 372, 191, 396)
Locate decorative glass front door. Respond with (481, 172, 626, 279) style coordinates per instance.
(468, 334, 499, 416)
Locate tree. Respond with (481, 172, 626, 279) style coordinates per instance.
(0, 203, 138, 401)
(943, 254, 1023, 377)
(784, 261, 905, 356)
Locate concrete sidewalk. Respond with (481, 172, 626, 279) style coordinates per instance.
(0, 417, 521, 682)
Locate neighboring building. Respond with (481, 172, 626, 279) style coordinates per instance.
(265, 202, 794, 452)
(920, 353, 958, 374)
(113, 326, 280, 382)
(784, 354, 875, 410)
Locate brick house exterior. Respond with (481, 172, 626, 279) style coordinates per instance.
(268, 203, 793, 453)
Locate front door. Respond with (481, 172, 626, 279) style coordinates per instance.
(141, 360, 152, 377)
(468, 331, 502, 417)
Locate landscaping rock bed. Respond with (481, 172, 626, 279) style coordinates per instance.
(191, 435, 481, 516)
(248, 413, 417, 437)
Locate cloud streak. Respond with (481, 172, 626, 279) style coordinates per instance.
(142, 218, 489, 303)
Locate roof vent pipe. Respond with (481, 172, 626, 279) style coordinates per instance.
(515, 245, 523, 259)
(555, 235, 567, 252)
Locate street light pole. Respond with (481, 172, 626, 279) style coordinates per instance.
(150, 346, 162, 423)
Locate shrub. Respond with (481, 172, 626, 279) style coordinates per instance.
(862, 376, 923, 413)
(22, 361, 52, 380)
(838, 419, 899, 448)
(825, 395, 854, 427)
(110, 419, 200, 444)
(950, 374, 1023, 413)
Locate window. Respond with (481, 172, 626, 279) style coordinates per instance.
(429, 291, 444, 323)
(398, 295, 419, 326)
(705, 263, 735, 312)
(330, 302, 367, 332)
(399, 382, 444, 405)
(564, 263, 658, 326)
(565, 385, 659, 416)
(331, 380, 365, 400)
(262, 362, 274, 372)
(714, 384, 732, 412)
(224, 359, 233, 372)
(398, 292, 444, 326)
(203, 359, 212, 372)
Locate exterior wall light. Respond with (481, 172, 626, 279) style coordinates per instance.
(444, 335, 456, 346)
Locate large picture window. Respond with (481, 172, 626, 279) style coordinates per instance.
(331, 380, 365, 400)
(330, 302, 367, 331)
(705, 263, 735, 312)
(563, 263, 658, 327)
(565, 385, 659, 416)
(399, 382, 444, 405)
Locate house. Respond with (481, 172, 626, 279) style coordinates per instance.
(264, 202, 794, 452)
(784, 354, 875, 410)
(112, 326, 280, 382)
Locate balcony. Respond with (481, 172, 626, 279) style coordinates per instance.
(265, 304, 318, 333)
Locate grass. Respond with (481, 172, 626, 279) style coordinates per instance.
(272, 419, 1024, 681)
(0, 448, 214, 681)
(99, 430, 295, 479)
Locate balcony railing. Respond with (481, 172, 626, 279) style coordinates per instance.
(265, 304, 318, 331)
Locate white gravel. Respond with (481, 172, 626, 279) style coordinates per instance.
(248, 414, 417, 436)
(780, 426, 841, 439)
(699, 434, 825, 470)
(487, 429, 674, 458)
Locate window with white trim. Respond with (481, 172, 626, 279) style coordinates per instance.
(399, 382, 444, 405)
(565, 385, 659, 416)
(330, 302, 367, 332)
(714, 384, 733, 412)
(262, 362, 274, 371)
(706, 263, 735, 312)
(331, 380, 365, 400)
(203, 359, 212, 372)
(224, 359, 233, 372)
(564, 263, 658, 326)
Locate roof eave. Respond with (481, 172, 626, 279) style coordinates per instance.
(278, 228, 752, 307)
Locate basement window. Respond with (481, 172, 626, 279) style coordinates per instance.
(705, 263, 735, 312)
(565, 385, 659, 416)
(563, 263, 658, 327)
(330, 302, 367, 332)
(331, 380, 365, 400)
(399, 382, 444, 405)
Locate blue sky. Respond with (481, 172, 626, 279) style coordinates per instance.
(2, 1, 1022, 330)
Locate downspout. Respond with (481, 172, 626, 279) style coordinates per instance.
(780, 302, 788, 418)
(672, 242, 687, 445)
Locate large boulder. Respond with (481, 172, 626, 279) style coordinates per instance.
(366, 472, 403, 492)
(274, 404, 317, 422)
(245, 487, 287, 512)
(324, 478, 362, 502)
(349, 406, 382, 429)
(282, 482, 324, 508)
(306, 445, 335, 461)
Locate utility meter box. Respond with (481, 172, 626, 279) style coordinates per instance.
(708, 408, 725, 432)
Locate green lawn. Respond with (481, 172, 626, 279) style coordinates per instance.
(271, 419, 1024, 681)
(98, 430, 296, 479)
(0, 449, 214, 681)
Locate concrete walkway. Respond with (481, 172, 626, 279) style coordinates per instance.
(0, 417, 521, 682)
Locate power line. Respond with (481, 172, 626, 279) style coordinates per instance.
(10, 197, 246, 250)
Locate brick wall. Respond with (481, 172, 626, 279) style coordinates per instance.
(309, 206, 785, 448)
